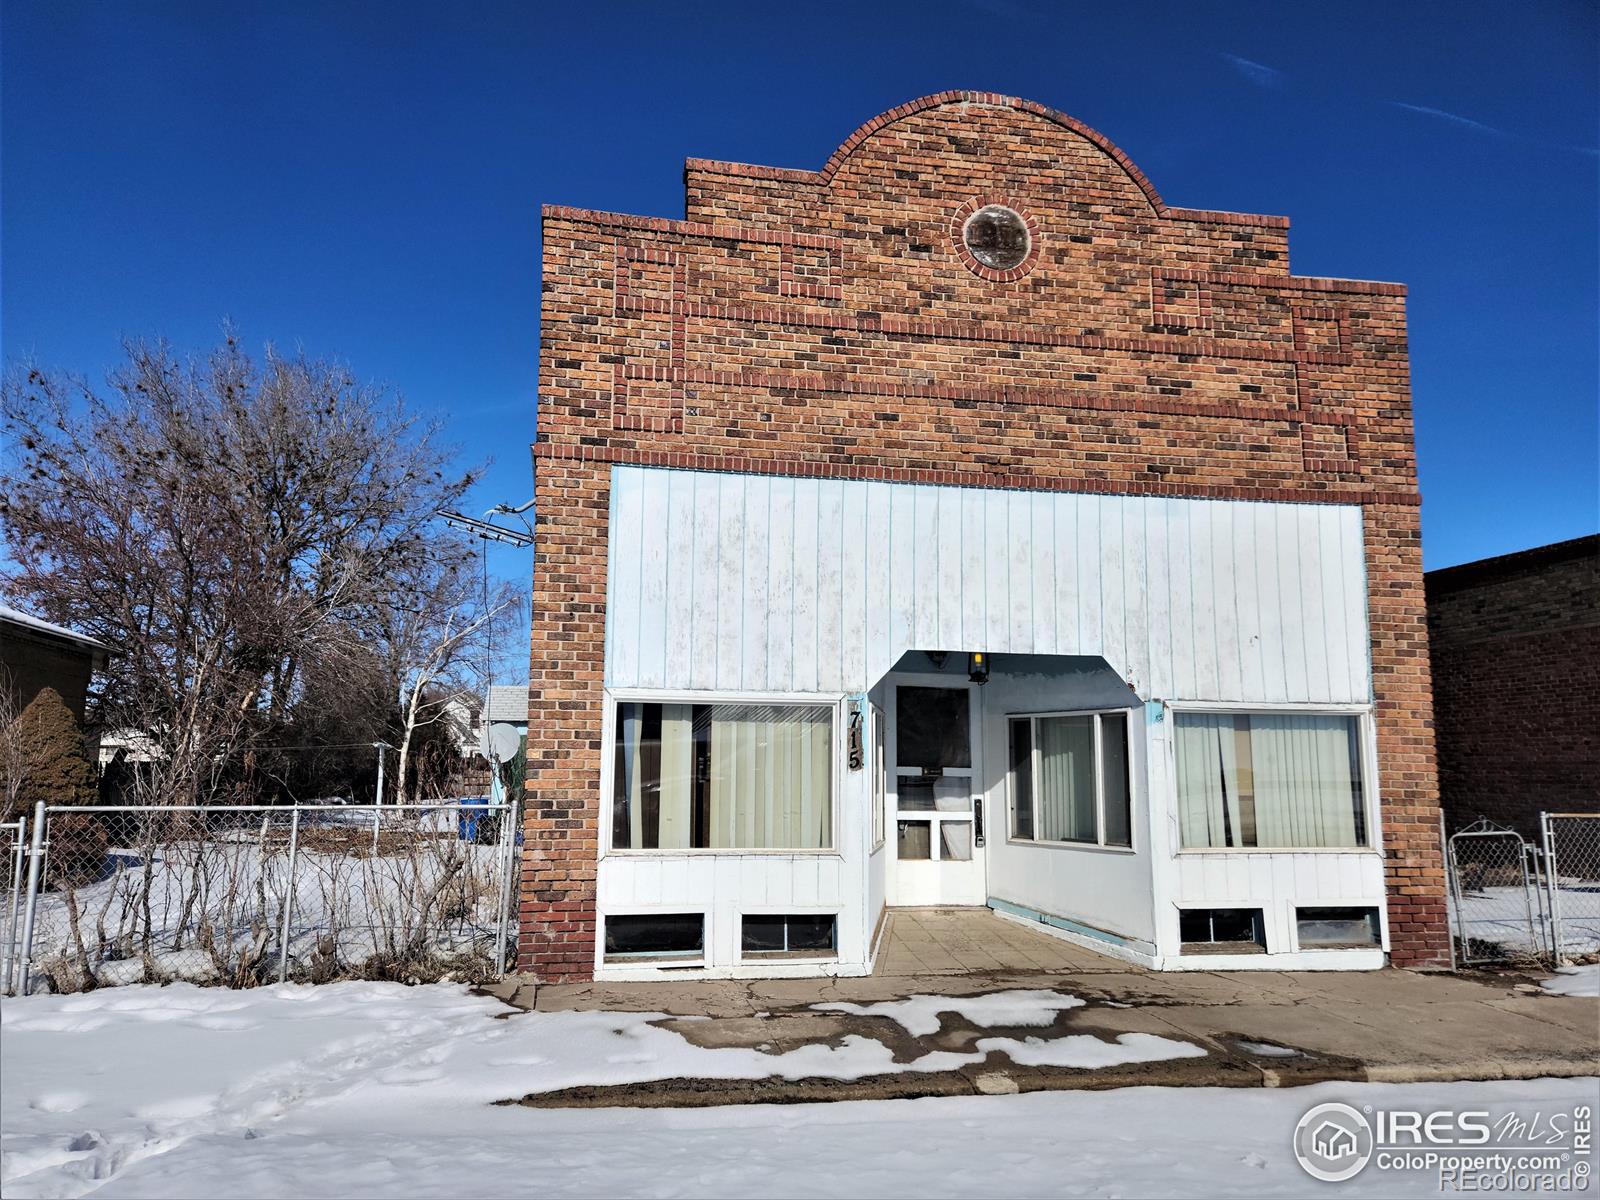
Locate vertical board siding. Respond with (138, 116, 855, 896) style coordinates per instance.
(606, 467, 1372, 703)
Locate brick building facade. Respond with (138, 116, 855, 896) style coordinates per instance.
(523, 92, 1449, 982)
(1427, 535, 1599, 839)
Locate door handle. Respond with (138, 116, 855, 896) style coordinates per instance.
(973, 795, 985, 847)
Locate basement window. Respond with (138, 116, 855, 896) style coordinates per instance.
(1179, 907, 1266, 954)
(1296, 907, 1381, 949)
(603, 913, 704, 963)
(741, 914, 837, 959)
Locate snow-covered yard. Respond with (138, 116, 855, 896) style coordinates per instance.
(1448, 881, 1600, 959)
(2, 982, 1593, 1198)
(14, 806, 511, 992)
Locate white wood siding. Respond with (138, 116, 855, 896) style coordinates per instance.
(1166, 849, 1389, 960)
(606, 467, 1371, 703)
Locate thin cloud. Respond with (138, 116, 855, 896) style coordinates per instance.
(1388, 100, 1597, 156)
(1388, 101, 1507, 139)
(1220, 53, 1284, 89)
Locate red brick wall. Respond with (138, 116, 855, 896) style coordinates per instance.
(525, 91, 1448, 979)
(1427, 536, 1599, 841)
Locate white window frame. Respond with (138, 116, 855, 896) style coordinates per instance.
(1286, 898, 1390, 953)
(870, 702, 886, 852)
(1006, 707, 1136, 853)
(600, 688, 845, 857)
(1166, 701, 1383, 856)
(736, 908, 841, 964)
(600, 908, 708, 966)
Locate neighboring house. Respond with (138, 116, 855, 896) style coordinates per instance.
(1427, 535, 1599, 840)
(483, 684, 529, 746)
(522, 92, 1448, 983)
(1, 604, 106, 723)
(440, 696, 481, 758)
(95, 729, 161, 768)
(443, 685, 529, 758)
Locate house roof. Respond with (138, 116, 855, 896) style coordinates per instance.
(0, 604, 107, 653)
(485, 684, 529, 724)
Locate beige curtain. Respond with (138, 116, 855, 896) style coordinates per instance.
(1175, 713, 1362, 849)
(1174, 714, 1240, 849)
(1249, 715, 1362, 848)
(1037, 715, 1096, 842)
(615, 705, 645, 848)
(656, 704, 694, 849)
(703, 704, 833, 850)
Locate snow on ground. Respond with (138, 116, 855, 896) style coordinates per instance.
(1448, 883, 1600, 958)
(971, 1031, 1207, 1069)
(17, 812, 507, 991)
(814, 989, 1087, 1036)
(1541, 964, 1600, 997)
(0, 982, 1592, 1199)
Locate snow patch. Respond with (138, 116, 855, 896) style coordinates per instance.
(973, 1032, 1208, 1069)
(1540, 964, 1600, 997)
(1236, 1040, 1301, 1058)
(813, 989, 1086, 1036)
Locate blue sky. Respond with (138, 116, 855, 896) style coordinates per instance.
(4, 0, 1596, 620)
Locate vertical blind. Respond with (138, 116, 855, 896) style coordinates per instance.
(1174, 712, 1365, 850)
(1008, 711, 1132, 847)
(1037, 715, 1097, 842)
(613, 702, 833, 850)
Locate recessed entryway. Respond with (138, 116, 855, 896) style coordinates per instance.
(886, 678, 988, 907)
(874, 908, 1125, 976)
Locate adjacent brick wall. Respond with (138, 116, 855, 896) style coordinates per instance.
(1427, 536, 1600, 841)
(526, 91, 1449, 978)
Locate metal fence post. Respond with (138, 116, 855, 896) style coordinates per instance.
(1440, 810, 1458, 972)
(277, 807, 302, 984)
(2, 814, 25, 995)
(493, 799, 516, 977)
(1541, 811, 1566, 966)
(15, 802, 47, 996)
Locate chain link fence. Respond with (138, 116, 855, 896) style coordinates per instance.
(5, 801, 517, 995)
(1, 817, 25, 993)
(1542, 812, 1600, 965)
(1445, 824, 1546, 965)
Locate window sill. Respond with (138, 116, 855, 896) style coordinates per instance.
(604, 849, 843, 858)
(1181, 941, 1267, 956)
(1006, 838, 1138, 856)
(1174, 847, 1380, 856)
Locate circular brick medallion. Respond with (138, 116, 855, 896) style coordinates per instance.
(951, 198, 1041, 282)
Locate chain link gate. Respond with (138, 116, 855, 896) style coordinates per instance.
(1, 816, 25, 994)
(1542, 812, 1600, 966)
(1445, 823, 1546, 965)
(5, 800, 519, 996)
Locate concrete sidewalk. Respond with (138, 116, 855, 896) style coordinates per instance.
(486, 909, 1599, 1107)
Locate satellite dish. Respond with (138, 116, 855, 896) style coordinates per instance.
(482, 722, 522, 765)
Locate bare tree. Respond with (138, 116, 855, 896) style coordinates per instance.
(0, 668, 30, 823)
(0, 334, 488, 807)
(382, 554, 521, 804)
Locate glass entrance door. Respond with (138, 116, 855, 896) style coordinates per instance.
(888, 683, 987, 906)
